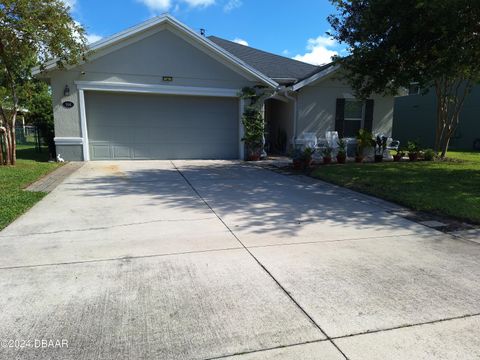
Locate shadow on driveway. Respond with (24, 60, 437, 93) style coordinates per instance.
(72, 161, 429, 240)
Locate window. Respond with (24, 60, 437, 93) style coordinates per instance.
(344, 100, 364, 137)
(408, 82, 420, 95)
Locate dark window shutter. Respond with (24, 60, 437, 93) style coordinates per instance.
(335, 98, 346, 137)
(364, 99, 374, 133)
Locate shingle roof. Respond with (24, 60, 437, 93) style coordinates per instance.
(208, 36, 328, 85)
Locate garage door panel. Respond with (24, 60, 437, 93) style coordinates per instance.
(132, 144, 152, 159)
(113, 145, 132, 159)
(85, 91, 239, 160)
(91, 144, 112, 160)
(136, 127, 236, 143)
(92, 126, 131, 142)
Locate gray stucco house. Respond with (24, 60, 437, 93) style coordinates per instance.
(394, 87, 480, 151)
(35, 15, 395, 161)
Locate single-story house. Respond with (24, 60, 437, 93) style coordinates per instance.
(34, 15, 395, 161)
(394, 86, 480, 151)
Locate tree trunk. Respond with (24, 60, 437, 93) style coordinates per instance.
(434, 82, 444, 153)
(434, 79, 471, 158)
(0, 131, 4, 165)
(0, 107, 6, 165)
(4, 124, 11, 165)
(440, 133, 450, 158)
(10, 111, 16, 165)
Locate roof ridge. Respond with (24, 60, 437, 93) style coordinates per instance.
(207, 35, 320, 69)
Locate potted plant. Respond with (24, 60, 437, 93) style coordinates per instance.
(336, 139, 347, 164)
(291, 148, 304, 170)
(374, 135, 388, 163)
(393, 148, 406, 162)
(242, 106, 264, 161)
(407, 140, 420, 161)
(322, 146, 333, 164)
(355, 129, 373, 163)
(303, 146, 315, 168)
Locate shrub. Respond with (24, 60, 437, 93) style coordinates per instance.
(423, 149, 436, 161)
(407, 140, 420, 153)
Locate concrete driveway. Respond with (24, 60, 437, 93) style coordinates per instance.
(1, 161, 479, 359)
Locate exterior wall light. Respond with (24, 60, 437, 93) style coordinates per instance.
(64, 85, 70, 97)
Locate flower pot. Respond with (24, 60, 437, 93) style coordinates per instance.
(247, 154, 261, 161)
(355, 155, 364, 163)
(323, 156, 332, 165)
(374, 154, 383, 163)
(292, 159, 303, 170)
(304, 158, 313, 168)
(408, 153, 419, 162)
(393, 154, 403, 162)
(336, 154, 347, 164)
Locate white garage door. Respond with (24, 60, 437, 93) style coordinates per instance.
(85, 91, 239, 160)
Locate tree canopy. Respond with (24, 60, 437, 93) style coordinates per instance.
(328, 0, 480, 156)
(0, 0, 87, 165)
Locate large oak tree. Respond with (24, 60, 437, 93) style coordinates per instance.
(328, 0, 480, 157)
(0, 0, 87, 165)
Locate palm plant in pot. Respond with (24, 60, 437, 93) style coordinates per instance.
(355, 129, 373, 163)
(374, 135, 388, 163)
(291, 148, 304, 170)
(393, 148, 406, 162)
(322, 146, 333, 164)
(407, 140, 420, 162)
(303, 146, 315, 168)
(241, 106, 264, 161)
(336, 139, 347, 164)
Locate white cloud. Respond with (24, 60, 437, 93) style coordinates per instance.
(224, 0, 242, 12)
(139, 0, 172, 11)
(183, 0, 215, 7)
(138, 0, 215, 12)
(293, 35, 338, 65)
(86, 34, 103, 44)
(233, 38, 248, 46)
(72, 21, 102, 44)
(61, 0, 77, 10)
(282, 49, 290, 56)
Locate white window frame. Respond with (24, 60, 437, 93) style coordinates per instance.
(344, 99, 365, 137)
(408, 82, 421, 96)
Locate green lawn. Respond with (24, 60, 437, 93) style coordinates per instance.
(16, 143, 52, 162)
(0, 146, 61, 231)
(311, 151, 480, 224)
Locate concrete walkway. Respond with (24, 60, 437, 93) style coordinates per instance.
(1, 161, 479, 359)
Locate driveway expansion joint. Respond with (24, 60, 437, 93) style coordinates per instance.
(245, 232, 440, 249)
(330, 312, 480, 340)
(172, 161, 350, 360)
(202, 338, 330, 360)
(0, 246, 244, 271)
(0, 216, 217, 238)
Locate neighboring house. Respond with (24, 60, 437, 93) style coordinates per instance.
(34, 15, 395, 161)
(394, 87, 480, 150)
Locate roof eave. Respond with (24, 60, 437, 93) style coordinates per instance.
(291, 64, 340, 91)
(32, 15, 278, 89)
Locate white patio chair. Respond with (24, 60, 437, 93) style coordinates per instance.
(325, 131, 340, 149)
(375, 134, 398, 159)
(294, 132, 318, 150)
(387, 138, 400, 151)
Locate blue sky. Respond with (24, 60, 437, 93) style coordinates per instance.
(65, 0, 344, 65)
